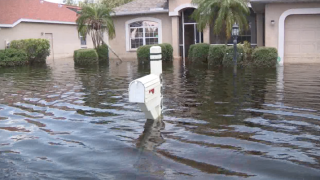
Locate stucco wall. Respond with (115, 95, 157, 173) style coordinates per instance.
(265, 3, 320, 49)
(169, 0, 192, 12)
(109, 13, 172, 60)
(0, 22, 103, 59)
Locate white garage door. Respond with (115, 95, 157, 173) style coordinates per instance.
(285, 14, 320, 63)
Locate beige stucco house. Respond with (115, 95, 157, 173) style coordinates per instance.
(110, 0, 320, 65)
(0, 0, 108, 59)
(1, 0, 319, 64)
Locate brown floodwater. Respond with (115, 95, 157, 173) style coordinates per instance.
(0, 58, 320, 180)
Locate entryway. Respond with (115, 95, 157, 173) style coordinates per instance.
(181, 8, 203, 59)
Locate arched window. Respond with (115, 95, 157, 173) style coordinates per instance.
(126, 18, 162, 51)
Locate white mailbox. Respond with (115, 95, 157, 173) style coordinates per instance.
(128, 46, 163, 120)
(129, 74, 162, 120)
(129, 74, 161, 103)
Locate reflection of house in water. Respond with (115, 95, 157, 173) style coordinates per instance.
(136, 119, 165, 151)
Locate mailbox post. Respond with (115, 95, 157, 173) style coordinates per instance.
(128, 46, 163, 120)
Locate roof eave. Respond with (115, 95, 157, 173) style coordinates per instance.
(112, 9, 169, 17)
(0, 18, 76, 28)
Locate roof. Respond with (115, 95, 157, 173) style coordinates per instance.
(114, 0, 169, 16)
(0, 0, 78, 27)
(250, 0, 320, 13)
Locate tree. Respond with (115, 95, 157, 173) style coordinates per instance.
(191, 0, 250, 40)
(63, 0, 77, 5)
(76, 3, 116, 48)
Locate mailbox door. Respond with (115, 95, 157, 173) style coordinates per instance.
(129, 82, 145, 103)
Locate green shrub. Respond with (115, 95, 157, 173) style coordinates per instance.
(137, 45, 152, 64)
(191, 43, 210, 64)
(163, 43, 173, 61)
(137, 44, 173, 63)
(96, 43, 109, 62)
(74, 49, 98, 65)
(252, 47, 278, 67)
(208, 45, 226, 66)
(242, 41, 253, 61)
(10, 39, 50, 64)
(158, 44, 168, 62)
(0, 49, 28, 67)
(222, 45, 246, 67)
(188, 44, 195, 61)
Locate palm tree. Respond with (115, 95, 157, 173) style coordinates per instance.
(76, 3, 115, 48)
(191, 0, 250, 40)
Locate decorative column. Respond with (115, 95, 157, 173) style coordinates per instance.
(256, 13, 264, 47)
(171, 16, 180, 59)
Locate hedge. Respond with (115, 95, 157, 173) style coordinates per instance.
(252, 47, 278, 67)
(74, 49, 98, 65)
(222, 45, 246, 67)
(163, 43, 173, 61)
(137, 44, 173, 64)
(137, 45, 152, 64)
(191, 43, 210, 64)
(10, 39, 50, 64)
(188, 44, 195, 61)
(96, 43, 109, 62)
(0, 49, 28, 67)
(208, 45, 226, 66)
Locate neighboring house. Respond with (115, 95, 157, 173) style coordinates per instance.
(0, 0, 107, 59)
(110, 0, 320, 65)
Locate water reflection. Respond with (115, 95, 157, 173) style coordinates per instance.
(0, 58, 319, 179)
(136, 119, 165, 151)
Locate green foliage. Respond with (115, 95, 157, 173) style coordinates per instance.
(10, 39, 50, 64)
(252, 47, 278, 67)
(222, 45, 245, 67)
(74, 49, 99, 65)
(64, 0, 77, 6)
(137, 44, 174, 63)
(96, 44, 109, 62)
(208, 45, 226, 66)
(242, 41, 253, 61)
(137, 45, 152, 64)
(192, 0, 250, 40)
(77, 3, 115, 48)
(162, 43, 173, 61)
(191, 43, 210, 64)
(188, 44, 195, 61)
(158, 44, 168, 62)
(0, 49, 28, 67)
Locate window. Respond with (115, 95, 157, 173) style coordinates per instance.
(80, 35, 86, 46)
(129, 21, 159, 50)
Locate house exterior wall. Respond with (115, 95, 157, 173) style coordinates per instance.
(265, 2, 320, 49)
(109, 13, 172, 60)
(169, 0, 192, 12)
(0, 22, 101, 59)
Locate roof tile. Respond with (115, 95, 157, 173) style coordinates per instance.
(0, 0, 78, 25)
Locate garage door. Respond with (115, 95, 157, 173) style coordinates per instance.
(285, 14, 320, 63)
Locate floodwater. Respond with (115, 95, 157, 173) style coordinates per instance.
(0, 58, 320, 180)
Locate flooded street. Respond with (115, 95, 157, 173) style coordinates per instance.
(0, 58, 320, 180)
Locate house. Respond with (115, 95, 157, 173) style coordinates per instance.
(110, 0, 320, 65)
(0, 0, 107, 59)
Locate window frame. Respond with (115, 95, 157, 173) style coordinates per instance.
(125, 17, 162, 52)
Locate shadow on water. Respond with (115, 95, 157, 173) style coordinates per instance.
(0, 58, 320, 179)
